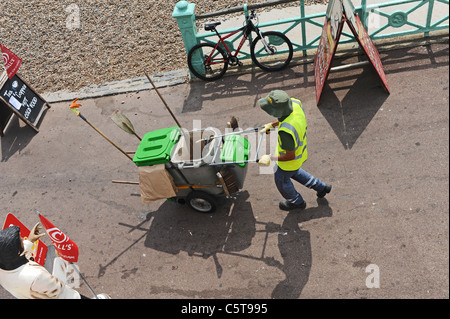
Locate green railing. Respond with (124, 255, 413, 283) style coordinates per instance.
(173, 0, 449, 74)
(359, 0, 449, 38)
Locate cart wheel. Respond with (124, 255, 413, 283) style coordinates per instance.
(186, 191, 217, 213)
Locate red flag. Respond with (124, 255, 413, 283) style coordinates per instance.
(0, 42, 22, 79)
(37, 212, 79, 263)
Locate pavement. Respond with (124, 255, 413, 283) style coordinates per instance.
(0, 6, 448, 303)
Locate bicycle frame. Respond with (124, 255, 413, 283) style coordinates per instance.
(205, 17, 267, 66)
(188, 10, 293, 81)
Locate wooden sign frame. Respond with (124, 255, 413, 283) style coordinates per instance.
(314, 0, 346, 105)
(0, 71, 50, 136)
(343, 0, 390, 94)
(314, 0, 390, 105)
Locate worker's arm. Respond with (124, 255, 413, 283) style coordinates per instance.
(271, 150, 295, 162)
(272, 131, 295, 162)
(259, 149, 295, 166)
(260, 120, 280, 133)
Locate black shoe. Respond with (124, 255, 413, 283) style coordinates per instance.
(317, 184, 332, 198)
(279, 200, 306, 211)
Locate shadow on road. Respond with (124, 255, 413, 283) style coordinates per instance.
(317, 43, 448, 149)
(181, 41, 448, 151)
(269, 198, 332, 298)
(0, 116, 38, 162)
(107, 191, 332, 298)
(94, 41, 447, 298)
(318, 66, 389, 150)
(181, 66, 305, 114)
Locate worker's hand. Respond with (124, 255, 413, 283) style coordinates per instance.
(70, 98, 82, 109)
(259, 122, 274, 134)
(28, 222, 45, 243)
(258, 154, 271, 166)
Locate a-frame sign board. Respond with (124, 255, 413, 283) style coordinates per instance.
(314, 0, 390, 105)
(0, 71, 50, 136)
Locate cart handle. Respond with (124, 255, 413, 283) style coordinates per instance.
(208, 131, 266, 166)
(196, 126, 264, 144)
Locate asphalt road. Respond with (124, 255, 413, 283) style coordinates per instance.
(0, 40, 448, 301)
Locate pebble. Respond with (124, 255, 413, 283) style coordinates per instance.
(0, 0, 323, 93)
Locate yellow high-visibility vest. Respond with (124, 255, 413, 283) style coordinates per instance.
(276, 98, 308, 171)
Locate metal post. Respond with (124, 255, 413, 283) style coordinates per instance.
(254, 132, 265, 162)
(172, 1, 198, 77)
(300, 0, 307, 56)
(361, 0, 368, 31)
(244, 3, 253, 45)
(425, 0, 435, 37)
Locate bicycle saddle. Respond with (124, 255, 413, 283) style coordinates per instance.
(205, 22, 221, 31)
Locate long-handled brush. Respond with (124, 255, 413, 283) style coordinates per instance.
(69, 99, 133, 162)
(144, 71, 182, 129)
(218, 167, 240, 195)
(111, 110, 142, 141)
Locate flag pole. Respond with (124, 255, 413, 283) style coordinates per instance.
(70, 262, 99, 299)
(36, 211, 99, 299)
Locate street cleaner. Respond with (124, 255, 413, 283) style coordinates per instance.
(258, 90, 332, 211)
(0, 223, 108, 299)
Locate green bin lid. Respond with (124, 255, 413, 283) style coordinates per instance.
(133, 127, 181, 166)
(220, 135, 250, 167)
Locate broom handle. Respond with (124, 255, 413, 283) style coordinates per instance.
(80, 114, 134, 162)
(123, 121, 142, 141)
(216, 172, 231, 197)
(144, 71, 182, 128)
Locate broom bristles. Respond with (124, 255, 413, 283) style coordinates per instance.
(219, 167, 239, 194)
(111, 110, 135, 134)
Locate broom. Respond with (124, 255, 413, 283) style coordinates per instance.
(111, 110, 142, 141)
(218, 167, 239, 195)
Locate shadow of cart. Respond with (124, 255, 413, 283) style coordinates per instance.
(110, 190, 332, 298)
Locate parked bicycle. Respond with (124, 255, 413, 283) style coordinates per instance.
(187, 10, 294, 81)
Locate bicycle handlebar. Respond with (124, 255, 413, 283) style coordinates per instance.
(247, 10, 257, 21)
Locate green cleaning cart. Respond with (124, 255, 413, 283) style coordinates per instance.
(133, 126, 263, 213)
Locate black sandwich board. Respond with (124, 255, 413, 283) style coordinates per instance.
(0, 72, 50, 136)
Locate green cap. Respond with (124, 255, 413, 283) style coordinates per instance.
(259, 90, 293, 118)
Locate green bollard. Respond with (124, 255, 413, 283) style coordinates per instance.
(172, 1, 200, 78)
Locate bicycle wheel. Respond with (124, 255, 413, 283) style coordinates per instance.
(250, 31, 293, 72)
(187, 42, 229, 81)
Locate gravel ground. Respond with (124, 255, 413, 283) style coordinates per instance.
(0, 0, 325, 93)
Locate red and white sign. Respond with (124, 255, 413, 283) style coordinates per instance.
(314, 0, 390, 104)
(38, 213, 79, 263)
(345, 13, 390, 94)
(2, 213, 48, 266)
(314, 12, 345, 105)
(0, 43, 22, 79)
